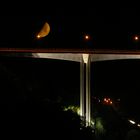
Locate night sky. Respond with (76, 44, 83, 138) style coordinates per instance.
(1, 7, 140, 49)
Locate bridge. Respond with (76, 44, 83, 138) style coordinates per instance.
(1, 48, 140, 126)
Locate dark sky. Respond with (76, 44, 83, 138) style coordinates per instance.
(1, 7, 140, 49)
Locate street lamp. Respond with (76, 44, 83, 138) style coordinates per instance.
(37, 35, 41, 39)
(85, 35, 89, 40)
(134, 35, 139, 41)
(84, 35, 90, 40)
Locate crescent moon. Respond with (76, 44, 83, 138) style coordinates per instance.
(37, 22, 50, 38)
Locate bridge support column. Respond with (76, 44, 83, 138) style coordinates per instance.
(86, 54, 91, 126)
(80, 56, 85, 118)
(80, 54, 91, 126)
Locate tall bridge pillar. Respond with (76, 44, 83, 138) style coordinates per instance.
(80, 54, 91, 126)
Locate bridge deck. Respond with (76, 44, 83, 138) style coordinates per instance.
(1, 48, 140, 54)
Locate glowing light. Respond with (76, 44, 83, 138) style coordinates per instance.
(85, 35, 89, 40)
(91, 120, 95, 126)
(106, 100, 109, 103)
(82, 54, 89, 63)
(37, 35, 41, 39)
(110, 101, 112, 104)
(134, 35, 139, 41)
(137, 124, 140, 127)
(129, 120, 136, 124)
(104, 98, 107, 102)
(63, 106, 80, 115)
